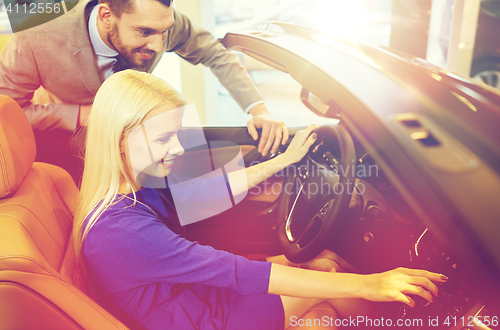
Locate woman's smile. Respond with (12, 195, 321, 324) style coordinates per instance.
(161, 158, 175, 168)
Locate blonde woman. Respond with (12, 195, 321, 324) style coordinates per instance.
(75, 70, 447, 330)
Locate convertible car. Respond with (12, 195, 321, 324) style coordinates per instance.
(0, 22, 499, 330)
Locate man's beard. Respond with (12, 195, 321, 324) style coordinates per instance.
(107, 24, 155, 71)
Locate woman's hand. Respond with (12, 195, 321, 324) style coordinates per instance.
(281, 124, 318, 165)
(361, 267, 448, 307)
(230, 124, 318, 193)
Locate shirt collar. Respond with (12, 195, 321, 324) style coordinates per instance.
(88, 5, 119, 58)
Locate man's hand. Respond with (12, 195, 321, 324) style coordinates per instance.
(79, 104, 92, 127)
(247, 104, 289, 157)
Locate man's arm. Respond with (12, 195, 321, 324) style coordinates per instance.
(165, 9, 288, 155)
(166, 8, 261, 111)
(0, 33, 80, 132)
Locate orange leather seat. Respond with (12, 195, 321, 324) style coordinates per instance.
(0, 95, 128, 329)
(0, 95, 336, 330)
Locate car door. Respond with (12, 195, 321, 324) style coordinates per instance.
(175, 126, 305, 256)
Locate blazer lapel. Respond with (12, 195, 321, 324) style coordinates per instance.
(69, 0, 102, 95)
(73, 47, 101, 96)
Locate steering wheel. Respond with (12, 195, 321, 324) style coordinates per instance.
(276, 125, 357, 263)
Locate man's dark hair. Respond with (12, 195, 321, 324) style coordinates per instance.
(98, 0, 173, 17)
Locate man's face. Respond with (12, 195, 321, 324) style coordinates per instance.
(108, 0, 174, 69)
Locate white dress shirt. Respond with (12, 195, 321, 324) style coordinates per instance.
(88, 5, 119, 81)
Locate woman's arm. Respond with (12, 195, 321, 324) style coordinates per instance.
(227, 124, 318, 196)
(268, 263, 447, 307)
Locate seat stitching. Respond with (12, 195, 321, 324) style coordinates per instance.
(59, 251, 76, 278)
(1, 164, 76, 273)
(31, 167, 73, 229)
(35, 165, 74, 215)
(32, 166, 79, 274)
(0, 255, 128, 329)
(0, 144, 12, 195)
(0, 255, 61, 276)
(0, 95, 17, 195)
(0, 213, 64, 254)
(0, 282, 85, 330)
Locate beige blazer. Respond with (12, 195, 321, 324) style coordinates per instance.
(0, 0, 262, 131)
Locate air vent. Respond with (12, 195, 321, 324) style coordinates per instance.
(410, 131, 440, 147)
(390, 114, 478, 173)
(401, 119, 422, 128)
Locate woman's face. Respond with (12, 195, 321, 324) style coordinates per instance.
(125, 102, 184, 184)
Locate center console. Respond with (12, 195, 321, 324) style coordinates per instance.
(395, 229, 498, 330)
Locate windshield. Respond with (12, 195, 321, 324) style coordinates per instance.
(212, 0, 392, 127)
(218, 58, 339, 127)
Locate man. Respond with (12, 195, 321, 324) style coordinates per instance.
(0, 0, 288, 180)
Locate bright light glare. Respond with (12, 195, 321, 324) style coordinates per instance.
(300, 0, 369, 38)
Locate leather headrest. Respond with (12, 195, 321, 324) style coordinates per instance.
(0, 95, 36, 198)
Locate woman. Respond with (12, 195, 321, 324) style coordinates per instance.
(74, 70, 446, 330)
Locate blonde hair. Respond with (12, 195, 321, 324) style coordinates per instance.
(73, 70, 186, 264)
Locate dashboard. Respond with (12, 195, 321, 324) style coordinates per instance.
(401, 228, 498, 330)
(307, 143, 499, 329)
(208, 124, 499, 329)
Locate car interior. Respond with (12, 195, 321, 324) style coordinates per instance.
(219, 23, 500, 330)
(1, 22, 500, 330)
(0, 95, 337, 329)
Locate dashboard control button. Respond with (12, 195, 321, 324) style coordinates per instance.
(367, 204, 380, 217)
(461, 294, 475, 308)
(363, 232, 374, 243)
